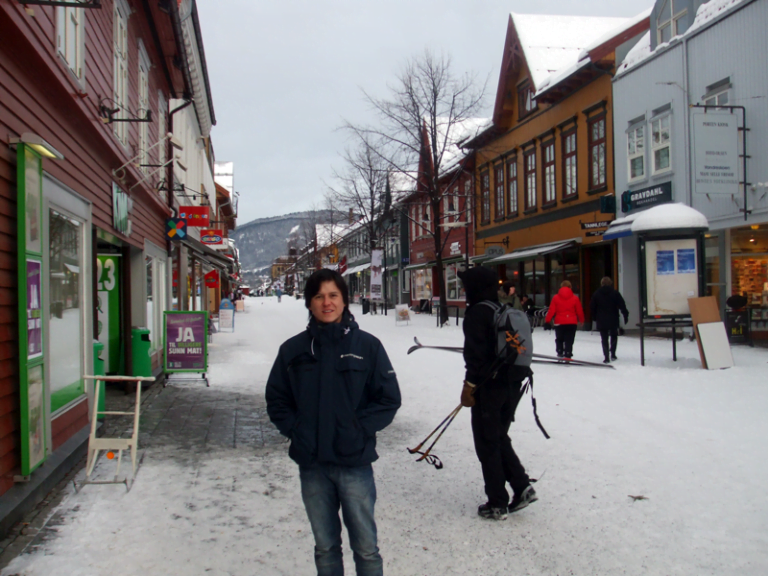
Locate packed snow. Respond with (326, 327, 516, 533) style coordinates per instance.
(631, 202, 709, 232)
(4, 296, 768, 575)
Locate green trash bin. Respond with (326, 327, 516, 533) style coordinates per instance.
(131, 327, 152, 378)
(93, 340, 105, 420)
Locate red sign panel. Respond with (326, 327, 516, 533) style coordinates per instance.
(201, 228, 224, 245)
(204, 269, 219, 288)
(179, 206, 210, 227)
(339, 255, 348, 274)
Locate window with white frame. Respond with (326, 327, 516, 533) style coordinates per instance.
(56, 7, 85, 81)
(138, 43, 150, 174)
(588, 116, 607, 189)
(651, 115, 671, 174)
(703, 77, 731, 108)
(494, 163, 505, 219)
(657, 0, 687, 44)
(542, 140, 556, 205)
(113, 0, 129, 145)
(562, 131, 577, 199)
(506, 156, 518, 215)
(627, 124, 645, 181)
(445, 263, 466, 301)
(145, 247, 167, 352)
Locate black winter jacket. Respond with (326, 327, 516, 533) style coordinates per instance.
(460, 267, 529, 388)
(590, 285, 629, 331)
(265, 311, 401, 468)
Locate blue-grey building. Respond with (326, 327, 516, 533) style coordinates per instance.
(611, 0, 768, 338)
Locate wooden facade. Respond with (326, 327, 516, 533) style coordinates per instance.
(0, 0, 188, 500)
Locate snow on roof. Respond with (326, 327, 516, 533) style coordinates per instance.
(631, 203, 709, 233)
(315, 223, 348, 248)
(432, 116, 491, 173)
(578, 7, 653, 61)
(617, 0, 748, 76)
(512, 13, 627, 89)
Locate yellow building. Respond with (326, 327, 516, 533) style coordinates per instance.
(466, 11, 649, 324)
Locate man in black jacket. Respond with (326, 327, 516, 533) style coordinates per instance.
(266, 269, 401, 576)
(457, 267, 537, 521)
(590, 276, 629, 363)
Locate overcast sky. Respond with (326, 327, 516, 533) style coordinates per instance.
(196, 0, 649, 225)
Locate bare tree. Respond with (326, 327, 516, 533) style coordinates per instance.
(327, 132, 390, 259)
(348, 49, 486, 325)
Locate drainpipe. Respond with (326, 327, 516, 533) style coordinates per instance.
(682, 36, 692, 207)
(167, 99, 192, 311)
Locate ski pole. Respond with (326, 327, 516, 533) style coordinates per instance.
(407, 403, 461, 456)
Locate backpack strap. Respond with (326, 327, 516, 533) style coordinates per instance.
(521, 372, 550, 439)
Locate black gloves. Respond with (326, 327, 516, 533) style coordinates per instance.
(623, 313, 629, 324)
(544, 322, 553, 331)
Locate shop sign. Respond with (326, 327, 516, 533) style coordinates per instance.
(219, 299, 235, 332)
(581, 221, 612, 230)
(166, 218, 187, 240)
(179, 205, 210, 227)
(370, 249, 383, 300)
(112, 183, 133, 236)
(201, 229, 223, 245)
(164, 311, 208, 372)
(339, 255, 348, 274)
(204, 269, 219, 288)
(450, 241, 461, 255)
(692, 113, 739, 195)
(585, 230, 604, 237)
(485, 245, 505, 257)
(621, 182, 672, 213)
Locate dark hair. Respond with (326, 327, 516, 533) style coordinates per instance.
(304, 269, 349, 311)
(601, 276, 613, 287)
(502, 281, 515, 293)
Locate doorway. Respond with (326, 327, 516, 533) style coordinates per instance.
(582, 243, 614, 326)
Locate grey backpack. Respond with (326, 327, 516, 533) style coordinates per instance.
(479, 301, 533, 369)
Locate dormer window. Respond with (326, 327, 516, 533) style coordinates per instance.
(518, 82, 536, 119)
(657, 0, 688, 44)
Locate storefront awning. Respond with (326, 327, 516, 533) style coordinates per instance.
(487, 239, 580, 265)
(403, 262, 427, 271)
(64, 263, 80, 274)
(341, 262, 371, 277)
(180, 235, 235, 273)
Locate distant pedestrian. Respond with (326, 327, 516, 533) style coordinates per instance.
(590, 277, 629, 363)
(498, 281, 523, 311)
(266, 269, 401, 576)
(276, 285, 282, 303)
(544, 280, 584, 359)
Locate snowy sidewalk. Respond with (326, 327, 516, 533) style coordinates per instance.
(3, 296, 768, 575)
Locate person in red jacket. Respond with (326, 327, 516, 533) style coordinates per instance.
(544, 280, 584, 359)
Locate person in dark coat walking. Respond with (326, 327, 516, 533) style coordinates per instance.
(544, 280, 585, 359)
(266, 269, 401, 576)
(457, 267, 537, 522)
(590, 276, 629, 363)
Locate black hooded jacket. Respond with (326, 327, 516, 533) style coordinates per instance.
(459, 267, 529, 388)
(265, 311, 401, 468)
(590, 285, 629, 331)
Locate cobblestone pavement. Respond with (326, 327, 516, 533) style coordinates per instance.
(0, 378, 283, 571)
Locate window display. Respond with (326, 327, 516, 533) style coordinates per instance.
(730, 226, 768, 335)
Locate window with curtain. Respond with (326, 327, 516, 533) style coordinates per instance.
(542, 140, 556, 205)
(562, 130, 577, 199)
(494, 163, 505, 219)
(651, 115, 671, 174)
(480, 171, 490, 224)
(588, 116, 607, 189)
(524, 149, 537, 210)
(506, 156, 518, 216)
(628, 125, 645, 181)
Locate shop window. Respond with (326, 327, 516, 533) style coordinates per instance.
(402, 269, 411, 294)
(564, 248, 580, 297)
(49, 209, 84, 413)
(146, 252, 167, 352)
(494, 163, 505, 220)
(524, 148, 537, 211)
(542, 140, 556, 205)
(480, 170, 490, 224)
(445, 263, 466, 301)
(56, 7, 85, 81)
(651, 115, 671, 174)
(506, 156, 518, 216)
(731, 226, 768, 305)
(588, 116, 606, 190)
(628, 124, 645, 181)
(562, 130, 577, 199)
(412, 269, 431, 301)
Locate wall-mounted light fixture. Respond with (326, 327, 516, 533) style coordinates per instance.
(9, 132, 65, 160)
(112, 132, 183, 180)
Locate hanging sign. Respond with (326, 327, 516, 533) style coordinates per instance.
(204, 269, 219, 288)
(692, 113, 739, 195)
(339, 255, 348, 274)
(179, 205, 210, 227)
(166, 218, 187, 240)
(370, 249, 383, 300)
(201, 229, 223, 245)
(581, 221, 612, 230)
(112, 183, 133, 236)
(219, 298, 235, 332)
(621, 182, 672, 213)
(485, 245, 505, 257)
(164, 311, 208, 373)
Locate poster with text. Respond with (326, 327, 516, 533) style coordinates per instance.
(656, 250, 675, 275)
(164, 312, 208, 372)
(370, 249, 383, 300)
(677, 249, 697, 274)
(26, 260, 42, 359)
(644, 239, 699, 317)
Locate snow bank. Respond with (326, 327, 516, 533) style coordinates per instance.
(631, 202, 709, 232)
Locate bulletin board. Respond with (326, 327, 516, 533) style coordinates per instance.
(639, 235, 704, 319)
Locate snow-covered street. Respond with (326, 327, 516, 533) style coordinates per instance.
(4, 296, 768, 576)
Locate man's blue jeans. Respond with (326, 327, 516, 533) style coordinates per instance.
(299, 464, 383, 576)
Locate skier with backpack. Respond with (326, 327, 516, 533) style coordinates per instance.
(457, 266, 538, 521)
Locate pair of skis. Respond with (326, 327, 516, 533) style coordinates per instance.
(407, 337, 615, 369)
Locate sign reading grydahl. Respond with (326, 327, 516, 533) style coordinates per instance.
(692, 113, 739, 195)
(621, 182, 672, 213)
